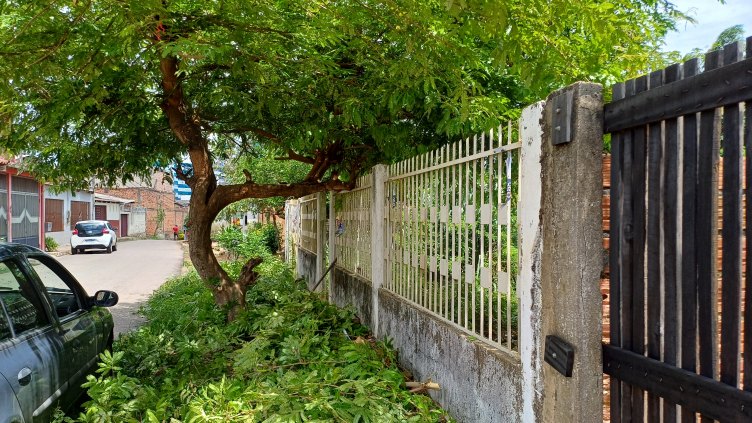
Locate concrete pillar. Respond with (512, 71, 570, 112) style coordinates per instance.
(370, 164, 388, 336)
(539, 82, 604, 422)
(518, 100, 545, 423)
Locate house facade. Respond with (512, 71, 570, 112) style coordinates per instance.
(43, 186, 94, 247)
(0, 159, 44, 249)
(96, 172, 188, 238)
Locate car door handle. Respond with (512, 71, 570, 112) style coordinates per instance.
(17, 367, 32, 386)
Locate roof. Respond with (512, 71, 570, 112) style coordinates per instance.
(94, 193, 134, 204)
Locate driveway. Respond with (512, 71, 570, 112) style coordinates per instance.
(56, 239, 184, 337)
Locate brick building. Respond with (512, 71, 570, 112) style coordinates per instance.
(96, 172, 189, 238)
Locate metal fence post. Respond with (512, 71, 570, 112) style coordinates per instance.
(315, 191, 325, 291)
(328, 190, 336, 301)
(370, 164, 388, 336)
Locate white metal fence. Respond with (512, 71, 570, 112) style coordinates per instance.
(334, 174, 372, 280)
(299, 194, 318, 253)
(385, 125, 520, 351)
(288, 123, 521, 354)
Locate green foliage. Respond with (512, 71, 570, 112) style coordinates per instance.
(44, 236, 58, 252)
(1, 0, 684, 191)
(259, 224, 280, 254)
(216, 224, 280, 258)
(154, 207, 166, 237)
(711, 24, 746, 51)
(62, 260, 450, 422)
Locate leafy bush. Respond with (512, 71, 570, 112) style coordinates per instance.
(216, 224, 280, 258)
(44, 236, 58, 252)
(65, 258, 451, 422)
(259, 223, 280, 254)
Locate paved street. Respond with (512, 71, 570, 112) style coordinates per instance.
(57, 239, 184, 337)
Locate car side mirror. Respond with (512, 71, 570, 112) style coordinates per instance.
(92, 290, 119, 307)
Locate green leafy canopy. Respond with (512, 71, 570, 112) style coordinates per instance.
(1, 0, 683, 189)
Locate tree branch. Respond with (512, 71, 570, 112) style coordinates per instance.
(210, 177, 357, 213)
(274, 149, 315, 164)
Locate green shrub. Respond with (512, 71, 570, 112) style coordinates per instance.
(65, 260, 451, 422)
(258, 223, 280, 253)
(44, 236, 58, 252)
(215, 224, 280, 258)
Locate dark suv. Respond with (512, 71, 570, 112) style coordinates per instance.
(0, 243, 118, 422)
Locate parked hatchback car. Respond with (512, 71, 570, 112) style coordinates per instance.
(71, 220, 118, 254)
(0, 243, 118, 422)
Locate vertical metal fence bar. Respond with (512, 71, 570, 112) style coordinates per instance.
(488, 132, 494, 341)
(497, 126, 503, 345)
(472, 135, 478, 334)
(480, 132, 486, 338)
(507, 121, 514, 350)
(465, 136, 470, 329)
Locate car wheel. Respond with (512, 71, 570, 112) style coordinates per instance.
(106, 243, 113, 254)
(113, 243, 117, 252)
(71, 246, 77, 255)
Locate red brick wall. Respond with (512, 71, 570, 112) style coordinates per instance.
(96, 187, 188, 237)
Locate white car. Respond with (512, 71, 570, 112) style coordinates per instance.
(71, 220, 118, 254)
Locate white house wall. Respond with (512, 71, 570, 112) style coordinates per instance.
(43, 187, 94, 247)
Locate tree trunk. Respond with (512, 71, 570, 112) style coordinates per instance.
(187, 194, 261, 321)
(158, 54, 349, 321)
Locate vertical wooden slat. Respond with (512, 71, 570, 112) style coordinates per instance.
(720, 41, 743, 388)
(679, 57, 700, 423)
(619, 78, 637, 423)
(631, 74, 649, 422)
(662, 62, 681, 423)
(609, 81, 625, 423)
(697, 49, 722, 423)
(744, 36, 752, 394)
(646, 69, 664, 423)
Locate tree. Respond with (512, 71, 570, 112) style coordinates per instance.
(1, 0, 681, 320)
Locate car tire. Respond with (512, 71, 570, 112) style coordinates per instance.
(71, 246, 77, 255)
(106, 243, 112, 254)
(113, 243, 117, 252)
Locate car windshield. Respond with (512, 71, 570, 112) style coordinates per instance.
(76, 223, 105, 235)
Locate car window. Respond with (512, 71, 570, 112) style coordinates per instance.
(75, 223, 105, 234)
(27, 258, 82, 319)
(0, 303, 10, 342)
(0, 260, 49, 336)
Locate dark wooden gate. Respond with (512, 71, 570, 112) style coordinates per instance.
(94, 205, 106, 221)
(120, 214, 128, 236)
(605, 38, 752, 422)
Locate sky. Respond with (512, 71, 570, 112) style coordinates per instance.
(662, 0, 752, 55)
